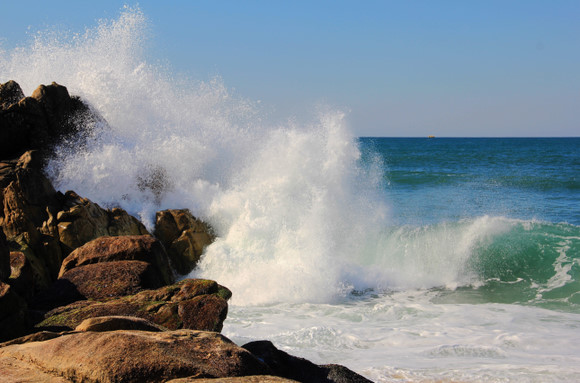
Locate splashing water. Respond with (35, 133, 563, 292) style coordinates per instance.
(1, 7, 389, 304)
(4, 8, 580, 382)
(0, 8, 549, 306)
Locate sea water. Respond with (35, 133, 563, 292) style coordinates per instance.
(1, 9, 579, 382)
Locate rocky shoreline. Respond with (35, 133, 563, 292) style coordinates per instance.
(0, 81, 373, 382)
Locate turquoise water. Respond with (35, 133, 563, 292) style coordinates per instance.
(360, 137, 580, 226)
(358, 138, 580, 313)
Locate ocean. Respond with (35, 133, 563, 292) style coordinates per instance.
(1, 9, 579, 382)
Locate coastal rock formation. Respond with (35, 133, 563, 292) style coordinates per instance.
(0, 151, 151, 297)
(0, 80, 374, 382)
(50, 191, 149, 255)
(0, 330, 271, 382)
(59, 260, 165, 300)
(0, 81, 96, 161)
(154, 209, 215, 275)
(58, 235, 173, 285)
(38, 278, 231, 332)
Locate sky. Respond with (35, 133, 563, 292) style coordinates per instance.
(0, 1, 578, 137)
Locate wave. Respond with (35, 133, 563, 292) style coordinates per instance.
(2, 8, 578, 310)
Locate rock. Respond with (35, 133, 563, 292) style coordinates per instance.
(0, 330, 271, 382)
(154, 209, 215, 275)
(1, 151, 155, 306)
(168, 376, 299, 383)
(38, 278, 231, 332)
(242, 341, 373, 383)
(58, 235, 173, 285)
(0, 228, 9, 281)
(0, 80, 25, 109)
(0, 81, 93, 160)
(0, 281, 29, 342)
(0, 330, 68, 347)
(178, 294, 229, 332)
(8, 251, 34, 301)
(1, 151, 59, 242)
(59, 260, 165, 300)
(322, 364, 375, 383)
(52, 191, 149, 255)
(1, 151, 64, 294)
(75, 315, 167, 332)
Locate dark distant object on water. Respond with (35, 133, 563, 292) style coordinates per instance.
(428, 135, 435, 138)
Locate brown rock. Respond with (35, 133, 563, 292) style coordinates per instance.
(8, 251, 34, 301)
(0, 354, 70, 382)
(0, 330, 271, 382)
(38, 279, 231, 332)
(0, 151, 64, 293)
(154, 209, 215, 275)
(0, 80, 25, 109)
(75, 315, 167, 332)
(58, 235, 173, 285)
(178, 294, 229, 332)
(59, 260, 165, 300)
(0, 81, 92, 161)
(53, 191, 149, 255)
(168, 376, 299, 383)
(0, 330, 69, 347)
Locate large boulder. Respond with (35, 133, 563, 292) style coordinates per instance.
(154, 209, 215, 275)
(38, 278, 231, 332)
(50, 191, 149, 255)
(58, 235, 173, 285)
(0, 330, 271, 382)
(59, 260, 165, 300)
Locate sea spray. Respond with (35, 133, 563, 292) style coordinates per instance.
(1, 7, 390, 304)
(3, 8, 580, 381)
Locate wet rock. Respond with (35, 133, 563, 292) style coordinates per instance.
(154, 209, 215, 275)
(58, 235, 173, 285)
(38, 278, 231, 332)
(0, 330, 271, 382)
(242, 341, 373, 383)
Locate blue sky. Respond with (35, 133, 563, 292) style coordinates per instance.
(1, 1, 578, 137)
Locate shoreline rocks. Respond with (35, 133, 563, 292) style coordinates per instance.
(0, 80, 373, 382)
